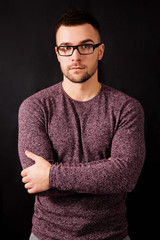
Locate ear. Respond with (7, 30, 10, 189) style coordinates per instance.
(55, 47, 60, 62)
(98, 43, 105, 61)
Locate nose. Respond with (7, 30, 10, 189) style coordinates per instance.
(71, 48, 81, 61)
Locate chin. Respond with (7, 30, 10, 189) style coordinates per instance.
(65, 73, 91, 84)
(69, 78, 90, 84)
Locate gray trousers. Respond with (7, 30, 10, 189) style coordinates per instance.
(30, 233, 130, 240)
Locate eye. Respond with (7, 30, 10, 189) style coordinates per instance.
(82, 44, 92, 49)
(59, 46, 72, 51)
(64, 46, 72, 50)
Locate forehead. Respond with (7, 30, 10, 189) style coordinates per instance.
(56, 24, 100, 45)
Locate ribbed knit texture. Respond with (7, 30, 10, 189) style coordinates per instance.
(18, 83, 145, 240)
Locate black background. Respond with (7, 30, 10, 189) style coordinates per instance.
(0, 1, 160, 239)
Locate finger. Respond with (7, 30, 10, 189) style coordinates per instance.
(108, 157, 111, 160)
(25, 150, 41, 162)
(21, 169, 27, 177)
(28, 188, 35, 194)
(22, 176, 29, 183)
(25, 182, 32, 189)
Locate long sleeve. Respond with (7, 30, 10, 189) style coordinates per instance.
(49, 99, 145, 194)
(18, 97, 54, 169)
(18, 83, 141, 240)
(18, 84, 145, 196)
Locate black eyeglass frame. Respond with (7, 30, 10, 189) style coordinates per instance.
(56, 43, 102, 56)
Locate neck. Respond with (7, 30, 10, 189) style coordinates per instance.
(62, 72, 101, 102)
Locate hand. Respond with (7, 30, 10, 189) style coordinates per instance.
(21, 151, 51, 194)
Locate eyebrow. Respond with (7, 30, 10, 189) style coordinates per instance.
(59, 39, 94, 46)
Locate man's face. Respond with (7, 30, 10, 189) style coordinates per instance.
(55, 24, 104, 84)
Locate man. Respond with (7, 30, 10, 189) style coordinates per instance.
(18, 9, 145, 240)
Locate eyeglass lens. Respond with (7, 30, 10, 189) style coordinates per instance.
(58, 44, 94, 56)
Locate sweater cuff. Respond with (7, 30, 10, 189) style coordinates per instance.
(49, 164, 57, 189)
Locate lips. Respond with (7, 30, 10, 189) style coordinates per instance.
(70, 66, 85, 70)
(72, 67, 83, 70)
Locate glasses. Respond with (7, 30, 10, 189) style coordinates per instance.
(56, 43, 101, 56)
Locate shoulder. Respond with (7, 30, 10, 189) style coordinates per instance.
(101, 83, 144, 119)
(19, 83, 61, 114)
(101, 83, 143, 108)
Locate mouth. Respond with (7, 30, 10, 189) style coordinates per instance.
(72, 67, 83, 70)
(70, 65, 85, 70)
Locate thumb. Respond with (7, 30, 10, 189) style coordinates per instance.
(25, 150, 42, 163)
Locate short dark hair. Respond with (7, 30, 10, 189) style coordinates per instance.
(55, 9, 101, 40)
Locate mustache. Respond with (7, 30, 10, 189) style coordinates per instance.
(68, 64, 86, 69)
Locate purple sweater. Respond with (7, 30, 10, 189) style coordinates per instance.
(18, 83, 145, 240)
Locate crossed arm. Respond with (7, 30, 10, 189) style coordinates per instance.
(19, 98, 145, 195)
(21, 150, 111, 194)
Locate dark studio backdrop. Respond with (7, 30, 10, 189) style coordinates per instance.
(0, 0, 159, 239)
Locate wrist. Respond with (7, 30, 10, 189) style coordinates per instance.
(49, 164, 56, 189)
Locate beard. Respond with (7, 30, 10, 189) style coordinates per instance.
(60, 61, 98, 84)
(65, 70, 95, 84)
